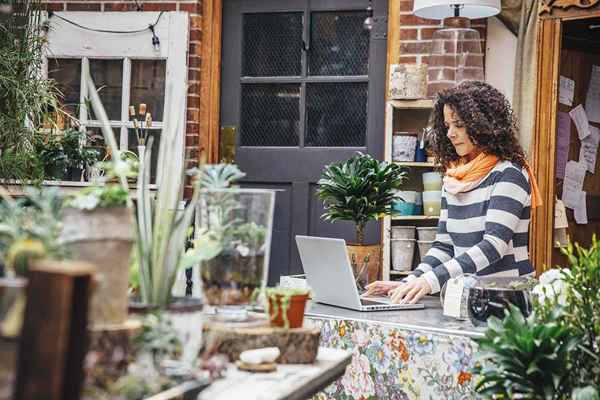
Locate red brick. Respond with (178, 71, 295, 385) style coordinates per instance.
(187, 109, 199, 122)
(187, 95, 200, 108)
(186, 134, 199, 146)
(188, 68, 201, 81)
(190, 15, 202, 29)
(189, 29, 202, 41)
(399, 0, 414, 12)
(189, 42, 201, 56)
(427, 82, 454, 97)
(399, 28, 418, 40)
(45, 2, 64, 11)
(419, 27, 438, 40)
(179, 2, 200, 13)
(398, 56, 417, 64)
(104, 2, 139, 11)
(421, 56, 429, 64)
(399, 14, 441, 26)
(142, 3, 177, 11)
(188, 56, 201, 69)
(66, 3, 101, 11)
(399, 41, 431, 55)
(187, 82, 200, 96)
(464, 54, 484, 67)
(186, 123, 199, 135)
(458, 67, 484, 81)
(428, 67, 455, 82)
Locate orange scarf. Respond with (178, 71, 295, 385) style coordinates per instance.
(443, 153, 542, 208)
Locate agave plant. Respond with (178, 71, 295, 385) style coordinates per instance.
(317, 152, 406, 244)
(84, 66, 197, 307)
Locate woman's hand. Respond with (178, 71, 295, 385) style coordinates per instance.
(389, 277, 432, 304)
(363, 280, 403, 297)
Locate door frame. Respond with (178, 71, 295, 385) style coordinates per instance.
(531, 5, 600, 273)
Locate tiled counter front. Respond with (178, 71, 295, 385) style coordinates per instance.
(306, 300, 483, 400)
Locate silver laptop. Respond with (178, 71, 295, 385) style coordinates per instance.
(295, 235, 424, 311)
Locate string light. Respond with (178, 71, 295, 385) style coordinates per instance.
(47, 11, 164, 50)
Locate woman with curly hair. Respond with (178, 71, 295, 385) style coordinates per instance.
(365, 81, 542, 304)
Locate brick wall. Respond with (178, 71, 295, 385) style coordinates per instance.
(42, 0, 203, 197)
(397, 0, 487, 96)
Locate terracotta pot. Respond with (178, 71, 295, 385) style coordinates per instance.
(346, 243, 382, 283)
(268, 294, 309, 329)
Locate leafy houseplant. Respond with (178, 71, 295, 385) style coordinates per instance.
(265, 287, 311, 329)
(474, 304, 579, 399)
(317, 152, 406, 280)
(475, 238, 600, 400)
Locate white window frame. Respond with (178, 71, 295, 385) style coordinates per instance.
(44, 11, 189, 184)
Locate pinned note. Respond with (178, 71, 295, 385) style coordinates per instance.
(579, 125, 600, 173)
(585, 65, 600, 123)
(556, 112, 571, 179)
(574, 191, 588, 225)
(570, 105, 591, 140)
(555, 199, 569, 229)
(562, 161, 587, 209)
(559, 76, 575, 106)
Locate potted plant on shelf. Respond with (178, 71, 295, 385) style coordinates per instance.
(317, 152, 406, 281)
(265, 287, 311, 329)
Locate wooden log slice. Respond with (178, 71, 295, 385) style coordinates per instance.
(205, 323, 321, 364)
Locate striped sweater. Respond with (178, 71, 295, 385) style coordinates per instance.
(407, 160, 535, 294)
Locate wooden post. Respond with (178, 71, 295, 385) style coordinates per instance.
(14, 260, 95, 400)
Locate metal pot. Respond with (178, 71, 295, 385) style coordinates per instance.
(467, 277, 532, 326)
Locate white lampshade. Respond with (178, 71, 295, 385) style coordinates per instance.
(413, 0, 501, 19)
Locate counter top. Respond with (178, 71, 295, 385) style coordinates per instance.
(305, 296, 485, 339)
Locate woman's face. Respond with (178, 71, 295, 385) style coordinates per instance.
(443, 104, 479, 161)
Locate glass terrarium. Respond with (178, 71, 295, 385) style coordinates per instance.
(196, 188, 275, 322)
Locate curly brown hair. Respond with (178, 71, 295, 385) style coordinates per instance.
(429, 81, 526, 169)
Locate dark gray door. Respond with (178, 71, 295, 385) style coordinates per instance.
(221, 0, 387, 284)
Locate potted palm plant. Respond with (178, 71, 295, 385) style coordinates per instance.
(317, 152, 406, 281)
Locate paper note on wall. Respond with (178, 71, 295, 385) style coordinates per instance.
(585, 65, 600, 123)
(574, 191, 588, 224)
(579, 125, 600, 173)
(559, 76, 575, 106)
(555, 199, 569, 229)
(570, 105, 591, 140)
(556, 112, 571, 179)
(562, 160, 587, 209)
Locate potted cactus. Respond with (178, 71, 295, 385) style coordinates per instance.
(317, 152, 406, 281)
(265, 287, 311, 329)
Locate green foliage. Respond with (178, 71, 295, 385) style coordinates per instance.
(557, 238, 600, 391)
(317, 152, 407, 244)
(474, 304, 579, 400)
(475, 238, 600, 399)
(0, 147, 44, 182)
(0, 187, 66, 273)
(0, 0, 58, 152)
(66, 185, 129, 210)
(195, 163, 246, 189)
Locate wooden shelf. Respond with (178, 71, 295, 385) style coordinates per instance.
(388, 99, 434, 109)
(394, 161, 439, 168)
(392, 215, 439, 221)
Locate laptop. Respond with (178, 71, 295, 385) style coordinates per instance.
(295, 235, 425, 311)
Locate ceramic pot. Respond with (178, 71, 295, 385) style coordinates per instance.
(346, 243, 381, 283)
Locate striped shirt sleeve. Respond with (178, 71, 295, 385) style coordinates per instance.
(421, 167, 531, 293)
(404, 190, 454, 284)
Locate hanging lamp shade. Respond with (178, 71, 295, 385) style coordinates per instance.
(412, 0, 500, 97)
(412, 0, 501, 19)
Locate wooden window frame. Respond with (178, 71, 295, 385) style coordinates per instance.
(44, 11, 189, 182)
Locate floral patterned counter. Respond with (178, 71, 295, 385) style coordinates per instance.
(306, 299, 482, 399)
